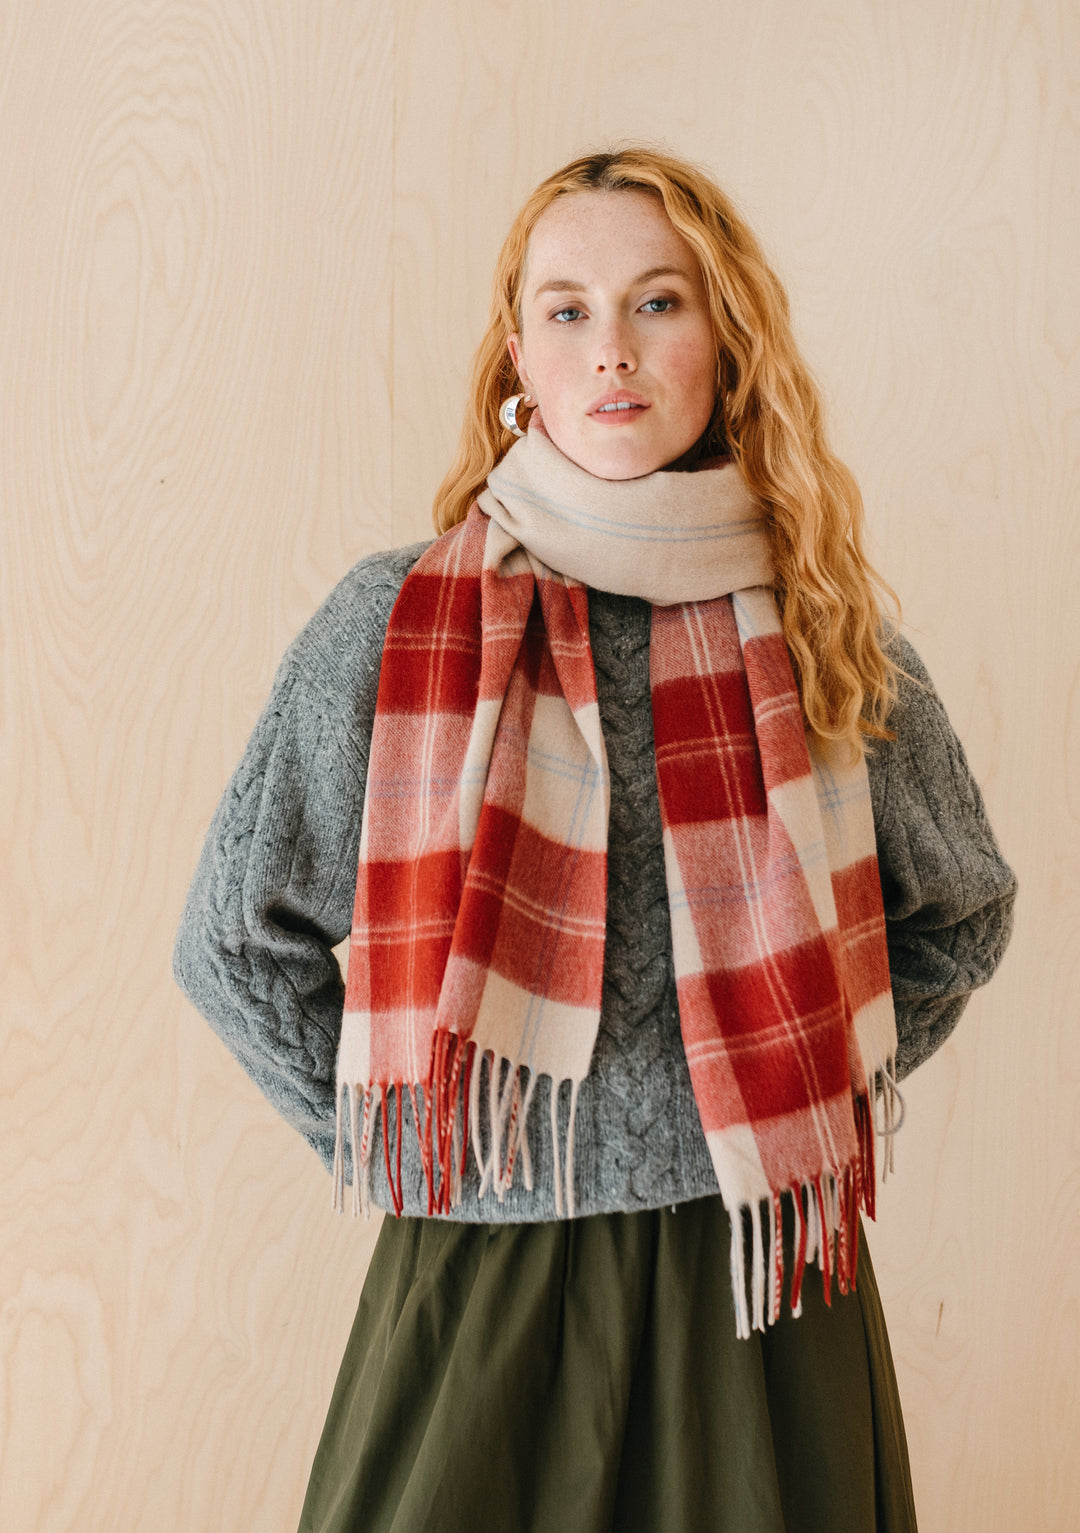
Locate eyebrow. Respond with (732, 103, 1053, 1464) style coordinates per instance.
(531, 264, 694, 299)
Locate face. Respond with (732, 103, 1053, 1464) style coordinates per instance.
(506, 189, 718, 479)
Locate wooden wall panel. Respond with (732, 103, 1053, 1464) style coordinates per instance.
(2, 1, 1076, 1528)
(1, 3, 394, 1528)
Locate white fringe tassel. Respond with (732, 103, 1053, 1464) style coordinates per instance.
(874, 1057, 905, 1179)
(730, 1204, 750, 1340)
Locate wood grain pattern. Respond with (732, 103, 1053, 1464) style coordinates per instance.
(2, 1, 1076, 1528)
(1, 3, 393, 1528)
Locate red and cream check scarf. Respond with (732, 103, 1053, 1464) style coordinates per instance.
(335, 419, 898, 1336)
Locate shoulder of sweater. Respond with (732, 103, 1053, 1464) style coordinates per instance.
(279, 539, 433, 696)
(865, 630, 947, 778)
(885, 628, 937, 698)
(861, 627, 978, 850)
(866, 628, 1017, 885)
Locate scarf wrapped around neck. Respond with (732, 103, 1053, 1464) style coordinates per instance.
(334, 417, 898, 1337)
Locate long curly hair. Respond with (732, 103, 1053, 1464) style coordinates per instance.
(432, 144, 901, 751)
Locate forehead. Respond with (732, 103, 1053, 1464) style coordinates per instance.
(522, 189, 702, 296)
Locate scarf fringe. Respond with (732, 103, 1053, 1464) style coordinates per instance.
(872, 1058, 905, 1181)
(332, 1029, 582, 1220)
(724, 1059, 901, 1341)
(333, 1050, 901, 1276)
(727, 1168, 857, 1342)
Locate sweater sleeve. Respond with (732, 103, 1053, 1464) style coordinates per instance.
(867, 633, 1018, 1081)
(172, 544, 427, 1171)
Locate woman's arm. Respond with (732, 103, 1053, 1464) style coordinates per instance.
(868, 633, 1018, 1080)
(172, 545, 426, 1170)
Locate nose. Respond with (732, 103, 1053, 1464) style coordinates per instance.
(593, 313, 637, 374)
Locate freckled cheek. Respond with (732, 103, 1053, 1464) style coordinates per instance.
(660, 347, 717, 428)
(531, 350, 583, 422)
(656, 335, 714, 395)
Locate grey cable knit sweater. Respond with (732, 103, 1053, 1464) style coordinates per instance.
(173, 543, 1017, 1221)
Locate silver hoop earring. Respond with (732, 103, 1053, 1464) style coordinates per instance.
(500, 393, 532, 437)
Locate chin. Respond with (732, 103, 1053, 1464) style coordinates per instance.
(552, 429, 681, 481)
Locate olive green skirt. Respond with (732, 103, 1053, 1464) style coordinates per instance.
(298, 1196, 917, 1533)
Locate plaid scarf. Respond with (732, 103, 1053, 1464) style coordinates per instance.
(334, 419, 898, 1336)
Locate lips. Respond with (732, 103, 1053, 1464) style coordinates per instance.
(588, 389, 651, 419)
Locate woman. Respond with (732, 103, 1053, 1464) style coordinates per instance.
(174, 147, 1017, 1532)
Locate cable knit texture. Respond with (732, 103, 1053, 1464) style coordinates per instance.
(173, 545, 1017, 1221)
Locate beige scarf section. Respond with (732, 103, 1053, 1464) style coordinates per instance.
(476, 425, 774, 603)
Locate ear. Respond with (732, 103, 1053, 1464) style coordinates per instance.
(506, 333, 531, 394)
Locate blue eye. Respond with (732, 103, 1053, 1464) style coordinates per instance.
(549, 297, 677, 323)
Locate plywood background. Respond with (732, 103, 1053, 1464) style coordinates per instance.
(2, 2, 1075, 1528)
